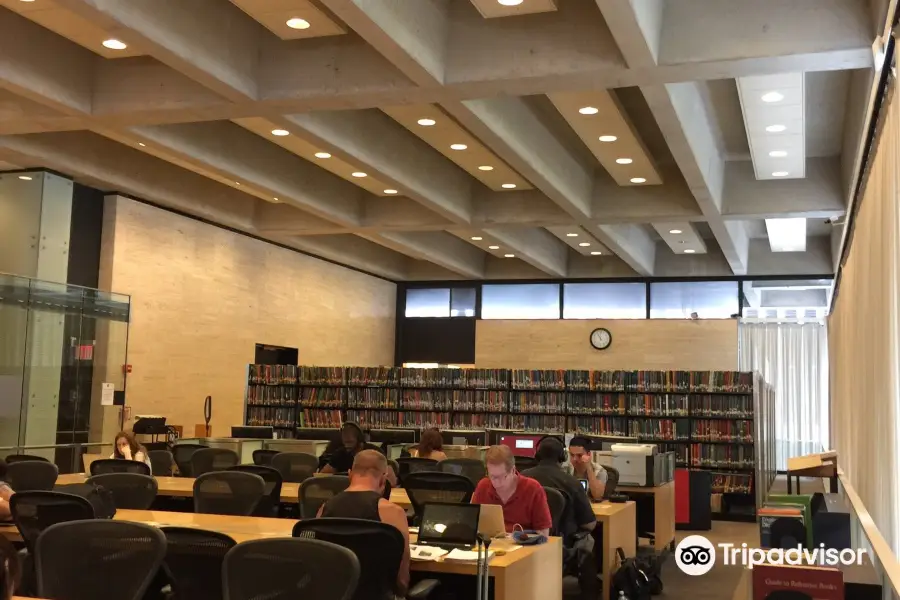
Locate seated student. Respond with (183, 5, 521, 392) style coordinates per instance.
(110, 431, 153, 473)
(0, 460, 14, 521)
(320, 422, 397, 486)
(471, 445, 552, 536)
(522, 437, 596, 538)
(318, 450, 410, 597)
(565, 436, 608, 500)
(414, 428, 448, 462)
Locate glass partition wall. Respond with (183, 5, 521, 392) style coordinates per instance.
(0, 273, 130, 472)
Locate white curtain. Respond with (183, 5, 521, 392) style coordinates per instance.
(739, 322, 830, 471)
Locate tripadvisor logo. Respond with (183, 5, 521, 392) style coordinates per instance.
(675, 535, 867, 576)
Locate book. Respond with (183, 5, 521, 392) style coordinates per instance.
(752, 564, 843, 600)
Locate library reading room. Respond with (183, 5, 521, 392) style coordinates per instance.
(0, 1, 898, 599)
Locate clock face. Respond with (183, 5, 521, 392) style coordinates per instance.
(590, 328, 612, 350)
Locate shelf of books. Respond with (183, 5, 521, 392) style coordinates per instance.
(244, 365, 774, 510)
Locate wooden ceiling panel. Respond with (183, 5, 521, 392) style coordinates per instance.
(233, 117, 395, 196)
(381, 104, 531, 192)
(228, 0, 346, 40)
(468, 0, 559, 19)
(548, 90, 662, 186)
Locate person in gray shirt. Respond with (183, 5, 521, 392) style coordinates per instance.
(563, 436, 608, 500)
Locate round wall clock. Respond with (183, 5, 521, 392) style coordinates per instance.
(590, 328, 612, 350)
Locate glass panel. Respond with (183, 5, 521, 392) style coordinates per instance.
(741, 279, 833, 320)
(481, 284, 560, 319)
(405, 288, 450, 317)
(450, 288, 476, 317)
(0, 273, 29, 449)
(563, 283, 647, 319)
(650, 281, 739, 319)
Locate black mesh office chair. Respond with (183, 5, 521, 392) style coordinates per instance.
(395, 457, 439, 484)
(87, 473, 158, 509)
(402, 472, 474, 524)
(147, 450, 175, 476)
(603, 466, 619, 498)
(543, 486, 568, 536)
(36, 520, 166, 600)
(193, 471, 265, 516)
(6, 454, 49, 464)
(172, 444, 208, 477)
(294, 518, 439, 600)
(252, 449, 280, 466)
(228, 465, 283, 517)
(7, 461, 59, 492)
(161, 527, 236, 600)
(10, 491, 95, 551)
(387, 459, 400, 482)
(90, 459, 151, 476)
(298, 475, 350, 518)
(514, 456, 539, 471)
(270, 452, 319, 483)
(190, 448, 240, 477)
(223, 538, 360, 600)
(439, 458, 486, 486)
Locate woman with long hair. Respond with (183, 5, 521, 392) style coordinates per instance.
(416, 428, 447, 461)
(110, 431, 152, 473)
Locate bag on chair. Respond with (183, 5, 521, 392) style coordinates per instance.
(54, 483, 117, 519)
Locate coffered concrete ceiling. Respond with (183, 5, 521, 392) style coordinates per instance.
(0, 0, 880, 281)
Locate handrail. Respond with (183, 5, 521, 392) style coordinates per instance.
(838, 468, 900, 599)
(0, 443, 111, 451)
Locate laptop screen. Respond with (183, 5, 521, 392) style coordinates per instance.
(418, 502, 481, 546)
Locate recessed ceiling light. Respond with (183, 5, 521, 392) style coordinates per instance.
(417, 118, 436, 126)
(578, 106, 599, 115)
(578, 242, 591, 247)
(138, 142, 146, 147)
(772, 171, 789, 177)
(498, 0, 523, 5)
(590, 251, 602, 256)
(384, 189, 398, 194)
(616, 158, 633, 164)
(471, 236, 483, 241)
(314, 152, 331, 159)
(488, 245, 500, 250)
(271, 129, 290, 137)
(684, 249, 696, 254)
(630, 177, 646, 184)
(18, 176, 32, 181)
(501, 183, 516, 189)
(599, 135, 618, 143)
(761, 91, 784, 103)
(669, 229, 682, 234)
(102, 39, 127, 50)
(450, 143, 468, 151)
(766, 124, 787, 133)
(769, 150, 788, 157)
(566, 233, 579, 237)
(504, 253, 515, 258)
(478, 165, 493, 171)
(286, 17, 310, 29)
(351, 172, 367, 178)
(273, 197, 279, 202)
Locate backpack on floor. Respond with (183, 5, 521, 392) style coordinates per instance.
(611, 548, 653, 600)
(55, 483, 117, 519)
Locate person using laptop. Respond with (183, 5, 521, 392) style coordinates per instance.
(566, 436, 607, 500)
(320, 422, 398, 486)
(318, 450, 410, 597)
(471, 445, 552, 536)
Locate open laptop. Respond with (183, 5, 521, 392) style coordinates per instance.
(476, 503, 506, 538)
(416, 502, 481, 550)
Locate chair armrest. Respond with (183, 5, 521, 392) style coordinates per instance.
(407, 578, 440, 599)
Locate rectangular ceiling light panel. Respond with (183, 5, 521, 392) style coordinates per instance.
(737, 73, 805, 180)
(765, 217, 807, 252)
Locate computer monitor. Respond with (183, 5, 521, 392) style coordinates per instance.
(499, 434, 544, 457)
(368, 428, 417, 447)
(231, 426, 274, 439)
(441, 429, 486, 446)
(294, 427, 340, 442)
(418, 502, 481, 549)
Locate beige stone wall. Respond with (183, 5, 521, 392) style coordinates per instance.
(99, 196, 396, 434)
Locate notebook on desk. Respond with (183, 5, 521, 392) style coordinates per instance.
(417, 502, 481, 551)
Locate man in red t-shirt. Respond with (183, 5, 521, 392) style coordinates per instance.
(471, 445, 552, 536)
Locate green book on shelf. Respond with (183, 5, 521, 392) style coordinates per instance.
(765, 494, 815, 547)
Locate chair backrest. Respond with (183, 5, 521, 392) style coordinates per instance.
(228, 465, 283, 517)
(36, 520, 166, 600)
(603, 466, 619, 498)
(172, 444, 209, 477)
(387, 459, 400, 481)
(298, 475, 350, 518)
(6, 453, 49, 464)
(161, 527, 236, 600)
(147, 450, 175, 476)
(86, 473, 158, 510)
(223, 538, 360, 600)
(293, 518, 403, 600)
(402, 472, 475, 523)
(193, 471, 265, 516)
(514, 456, 539, 471)
(11, 491, 95, 550)
(252, 449, 280, 466)
(190, 448, 240, 477)
(543, 486, 568, 536)
(90, 458, 151, 476)
(270, 452, 319, 483)
(7, 460, 58, 491)
(439, 458, 486, 486)
(395, 457, 439, 483)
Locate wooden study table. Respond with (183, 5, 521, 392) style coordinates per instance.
(593, 501, 637, 600)
(616, 481, 676, 551)
(786, 451, 838, 494)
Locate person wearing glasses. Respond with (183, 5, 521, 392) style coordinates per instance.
(471, 445, 551, 537)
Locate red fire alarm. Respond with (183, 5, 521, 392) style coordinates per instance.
(123, 364, 133, 374)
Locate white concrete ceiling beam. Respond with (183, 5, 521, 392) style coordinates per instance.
(594, 0, 663, 68)
(592, 168, 703, 222)
(368, 231, 486, 279)
(285, 110, 473, 225)
(480, 227, 569, 278)
(281, 234, 410, 281)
